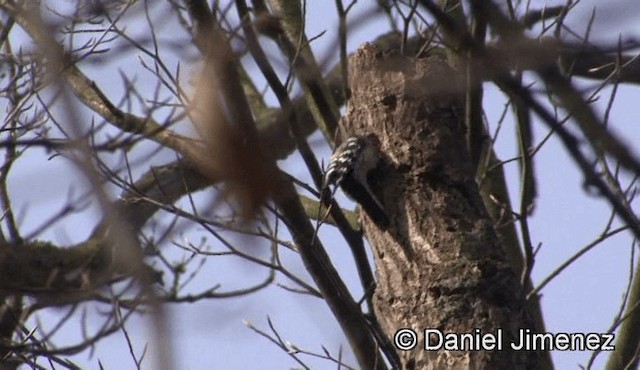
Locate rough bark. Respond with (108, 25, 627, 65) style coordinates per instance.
(343, 44, 537, 369)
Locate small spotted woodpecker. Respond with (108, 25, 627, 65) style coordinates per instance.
(323, 135, 389, 228)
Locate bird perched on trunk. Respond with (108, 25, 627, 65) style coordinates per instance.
(322, 135, 389, 229)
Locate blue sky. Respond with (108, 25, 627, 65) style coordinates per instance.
(7, 0, 640, 368)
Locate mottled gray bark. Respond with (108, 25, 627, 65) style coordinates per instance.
(343, 44, 537, 369)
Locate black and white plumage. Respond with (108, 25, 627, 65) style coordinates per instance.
(323, 135, 389, 228)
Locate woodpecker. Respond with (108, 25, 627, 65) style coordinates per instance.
(323, 135, 389, 228)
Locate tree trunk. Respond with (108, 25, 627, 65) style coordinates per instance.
(343, 44, 537, 369)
